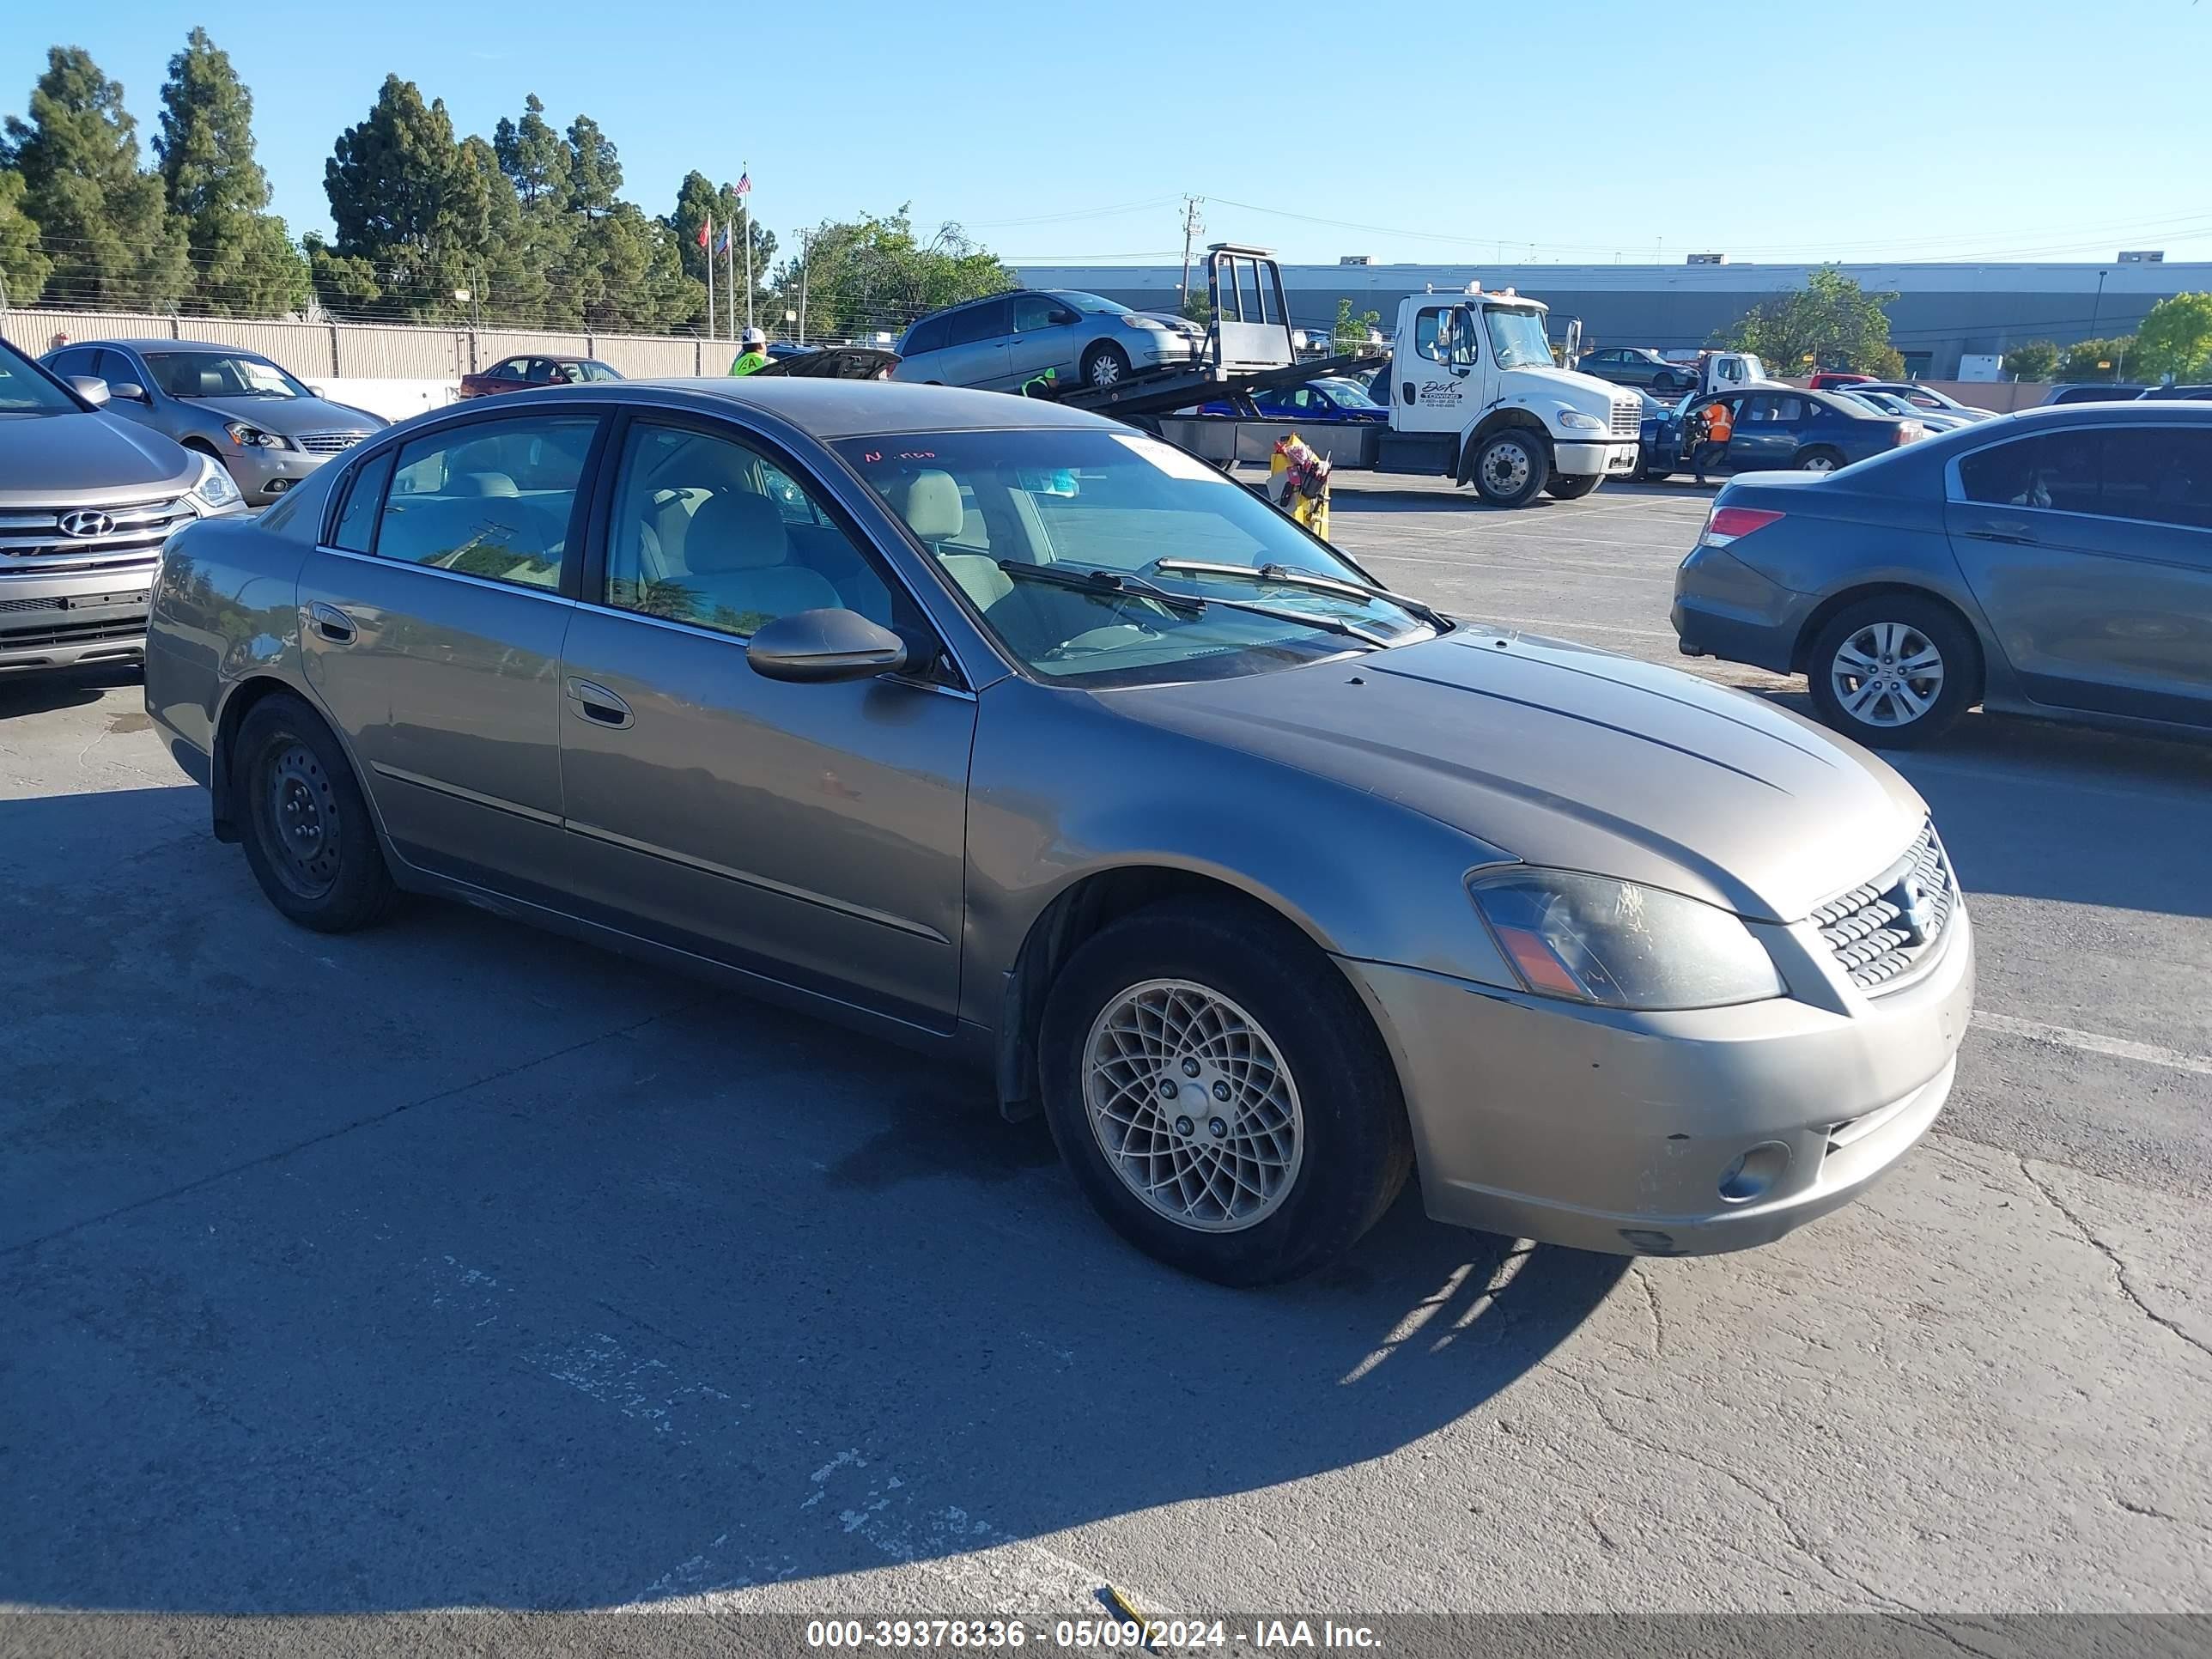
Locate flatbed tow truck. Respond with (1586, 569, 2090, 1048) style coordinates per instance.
(1054, 245, 1644, 507)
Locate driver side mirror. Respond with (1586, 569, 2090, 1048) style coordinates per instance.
(746, 608, 908, 684)
(109, 381, 150, 403)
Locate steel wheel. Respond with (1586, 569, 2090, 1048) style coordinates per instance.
(1480, 437, 1533, 495)
(1083, 978, 1304, 1233)
(260, 741, 344, 899)
(1830, 620, 1945, 729)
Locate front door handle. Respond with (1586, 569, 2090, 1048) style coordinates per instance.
(1962, 521, 2039, 545)
(308, 601, 356, 644)
(565, 678, 633, 729)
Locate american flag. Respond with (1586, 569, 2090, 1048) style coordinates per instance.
(732, 172, 751, 198)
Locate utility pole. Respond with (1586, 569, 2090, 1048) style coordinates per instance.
(1176, 196, 1204, 308)
(798, 229, 810, 345)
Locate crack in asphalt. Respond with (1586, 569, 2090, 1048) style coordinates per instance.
(2017, 1157, 2212, 1365)
(0, 1012, 668, 1260)
(1627, 1263, 1668, 1362)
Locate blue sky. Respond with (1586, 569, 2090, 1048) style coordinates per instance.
(5, 1, 2209, 270)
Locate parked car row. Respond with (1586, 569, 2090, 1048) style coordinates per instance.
(1638, 384, 1929, 481)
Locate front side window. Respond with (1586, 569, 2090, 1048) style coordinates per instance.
(604, 422, 897, 638)
(835, 428, 1436, 688)
(375, 415, 595, 588)
(1012, 294, 1070, 332)
(144, 352, 308, 399)
(2093, 428, 2212, 529)
(1414, 307, 1481, 368)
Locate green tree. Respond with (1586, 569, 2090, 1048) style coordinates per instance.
(2000, 339, 2060, 381)
(318, 75, 483, 320)
(154, 27, 307, 316)
(775, 208, 1006, 341)
(563, 114, 621, 216)
(1717, 264, 1905, 379)
(2058, 337, 2136, 382)
(1179, 288, 1213, 327)
(2, 46, 189, 310)
(2130, 292, 2212, 382)
(492, 94, 567, 207)
(0, 168, 52, 307)
(1331, 295, 1381, 352)
(456, 133, 548, 325)
(667, 170, 720, 287)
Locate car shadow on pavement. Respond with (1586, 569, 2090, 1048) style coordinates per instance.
(0, 663, 142, 720)
(0, 785, 1630, 1615)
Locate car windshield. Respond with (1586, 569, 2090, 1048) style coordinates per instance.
(0, 349, 82, 412)
(832, 428, 1437, 688)
(1049, 291, 1128, 315)
(1484, 307, 1554, 369)
(146, 352, 312, 399)
(1312, 377, 1382, 409)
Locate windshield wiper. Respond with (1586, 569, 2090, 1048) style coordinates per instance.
(1154, 559, 1450, 632)
(998, 560, 1390, 646)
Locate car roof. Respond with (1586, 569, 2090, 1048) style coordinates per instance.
(489, 377, 1125, 438)
(66, 337, 268, 355)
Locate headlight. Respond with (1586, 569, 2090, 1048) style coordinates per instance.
(1469, 869, 1784, 1011)
(223, 422, 289, 449)
(1119, 314, 1170, 331)
(1556, 410, 1607, 431)
(191, 454, 243, 512)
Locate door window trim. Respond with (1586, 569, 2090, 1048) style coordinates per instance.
(576, 405, 975, 693)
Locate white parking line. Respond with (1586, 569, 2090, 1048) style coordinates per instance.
(1973, 1012, 2212, 1078)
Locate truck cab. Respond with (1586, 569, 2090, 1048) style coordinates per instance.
(1376, 288, 1643, 505)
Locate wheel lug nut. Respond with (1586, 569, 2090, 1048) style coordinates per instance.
(1212, 1080, 1231, 1102)
(1158, 1079, 1178, 1100)
(1182, 1058, 1200, 1078)
(1174, 1115, 1194, 1138)
(1209, 1117, 1228, 1139)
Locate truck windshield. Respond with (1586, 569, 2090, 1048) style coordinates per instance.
(1484, 308, 1553, 370)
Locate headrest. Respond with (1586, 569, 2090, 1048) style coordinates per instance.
(453, 471, 519, 497)
(198, 368, 228, 395)
(687, 490, 789, 572)
(899, 470, 963, 541)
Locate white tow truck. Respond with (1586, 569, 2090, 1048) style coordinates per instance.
(1078, 247, 1644, 507)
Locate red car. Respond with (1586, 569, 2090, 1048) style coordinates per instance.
(1808, 371, 1875, 391)
(458, 353, 622, 398)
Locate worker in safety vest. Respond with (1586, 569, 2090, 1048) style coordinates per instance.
(728, 327, 770, 376)
(1692, 398, 1734, 485)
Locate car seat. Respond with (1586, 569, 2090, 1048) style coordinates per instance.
(682, 491, 842, 628)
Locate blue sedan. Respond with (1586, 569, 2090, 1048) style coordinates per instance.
(1641, 386, 1927, 482)
(1194, 376, 1390, 423)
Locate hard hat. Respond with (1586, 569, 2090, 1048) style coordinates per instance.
(741, 326, 766, 346)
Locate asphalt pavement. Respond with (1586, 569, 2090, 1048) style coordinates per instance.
(2, 476, 2206, 1639)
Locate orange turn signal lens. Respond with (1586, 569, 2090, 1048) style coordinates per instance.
(1492, 924, 1591, 1000)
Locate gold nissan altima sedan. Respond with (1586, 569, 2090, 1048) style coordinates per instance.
(144, 380, 1972, 1285)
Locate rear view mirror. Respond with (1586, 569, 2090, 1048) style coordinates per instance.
(746, 609, 908, 684)
(67, 375, 111, 407)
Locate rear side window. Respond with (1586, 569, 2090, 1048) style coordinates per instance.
(331, 451, 396, 552)
(903, 315, 950, 356)
(376, 416, 597, 589)
(1958, 430, 2102, 516)
(945, 300, 1009, 348)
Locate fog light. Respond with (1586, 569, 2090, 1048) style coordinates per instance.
(1718, 1141, 1791, 1204)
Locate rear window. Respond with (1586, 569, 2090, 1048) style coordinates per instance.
(944, 301, 1008, 348)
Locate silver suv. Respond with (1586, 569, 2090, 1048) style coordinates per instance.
(0, 339, 247, 677)
(42, 338, 386, 507)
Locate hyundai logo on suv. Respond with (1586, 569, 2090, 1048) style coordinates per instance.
(58, 510, 116, 538)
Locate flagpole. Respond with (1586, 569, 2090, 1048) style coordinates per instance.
(798, 229, 809, 346)
(705, 213, 715, 343)
(743, 161, 756, 334)
(725, 190, 736, 342)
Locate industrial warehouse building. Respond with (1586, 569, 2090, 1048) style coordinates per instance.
(1012, 257, 2211, 379)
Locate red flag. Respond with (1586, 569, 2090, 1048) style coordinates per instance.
(696, 214, 711, 249)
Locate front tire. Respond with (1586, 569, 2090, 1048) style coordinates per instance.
(1545, 474, 1601, 500)
(1081, 341, 1132, 389)
(1805, 595, 1978, 747)
(1468, 428, 1550, 507)
(1038, 900, 1413, 1286)
(234, 692, 398, 931)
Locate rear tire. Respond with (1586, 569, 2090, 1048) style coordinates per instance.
(1545, 475, 1601, 500)
(1038, 899, 1413, 1286)
(1805, 594, 1978, 748)
(1081, 342, 1132, 389)
(1795, 445, 1846, 474)
(234, 692, 398, 932)
(1467, 428, 1551, 507)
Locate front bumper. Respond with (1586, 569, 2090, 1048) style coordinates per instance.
(222, 444, 341, 505)
(1125, 333, 1205, 373)
(0, 564, 158, 675)
(1340, 900, 1973, 1256)
(1556, 438, 1640, 477)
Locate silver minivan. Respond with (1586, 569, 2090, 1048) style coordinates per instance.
(894, 289, 1203, 392)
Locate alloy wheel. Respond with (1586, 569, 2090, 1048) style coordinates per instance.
(1831, 621, 1945, 729)
(1083, 979, 1304, 1233)
(1481, 439, 1532, 495)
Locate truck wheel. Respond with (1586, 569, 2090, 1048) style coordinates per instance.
(1037, 898, 1413, 1286)
(1468, 428, 1550, 507)
(1081, 342, 1132, 388)
(1545, 475, 1601, 500)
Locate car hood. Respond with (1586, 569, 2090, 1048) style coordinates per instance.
(1113, 628, 1926, 923)
(0, 410, 198, 505)
(188, 395, 383, 434)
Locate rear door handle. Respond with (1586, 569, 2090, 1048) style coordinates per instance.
(1961, 522, 2039, 545)
(308, 601, 356, 644)
(565, 678, 633, 729)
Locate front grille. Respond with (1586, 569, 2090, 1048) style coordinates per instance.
(0, 615, 143, 649)
(1608, 398, 1641, 438)
(1811, 822, 1956, 990)
(0, 496, 194, 574)
(295, 430, 371, 455)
